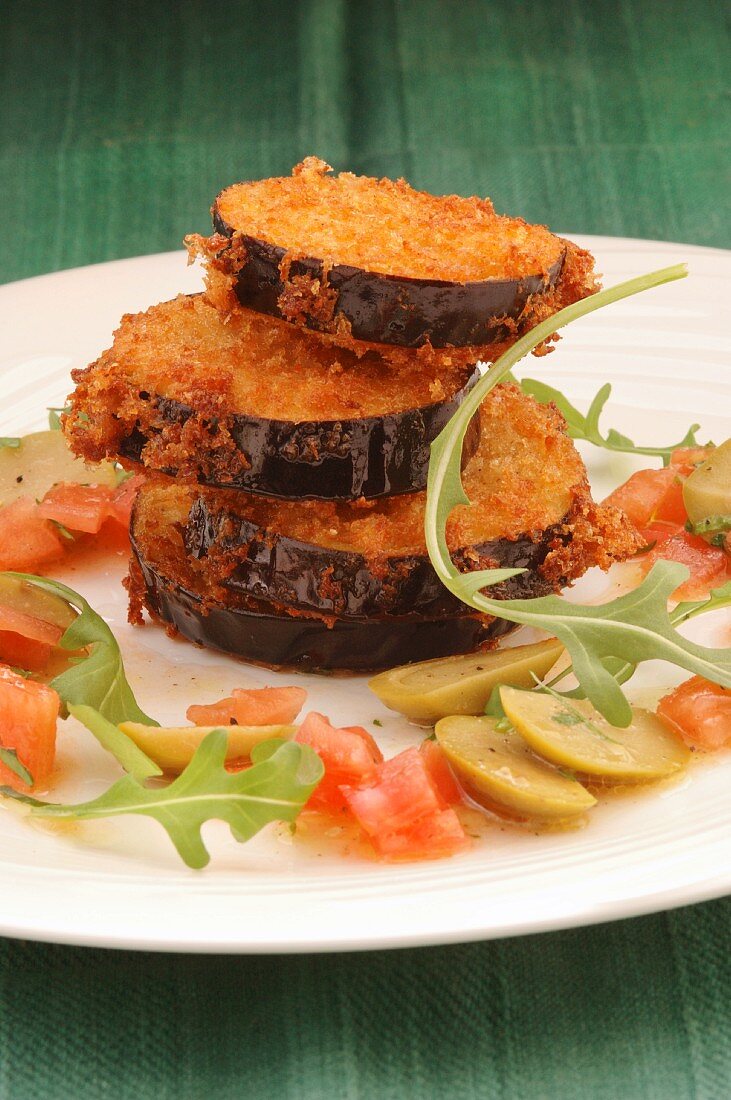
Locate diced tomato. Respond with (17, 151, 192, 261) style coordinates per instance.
(38, 483, 115, 535)
(0, 665, 59, 791)
(295, 711, 383, 812)
(0, 498, 65, 571)
(187, 685, 307, 727)
(370, 808, 469, 860)
(108, 474, 145, 528)
(658, 676, 731, 751)
(670, 446, 713, 474)
(604, 467, 687, 530)
(37, 475, 144, 536)
(341, 746, 469, 860)
(638, 520, 682, 550)
(0, 632, 52, 672)
(419, 739, 463, 806)
(640, 529, 729, 600)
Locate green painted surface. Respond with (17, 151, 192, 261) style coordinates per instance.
(0, 1, 729, 1096)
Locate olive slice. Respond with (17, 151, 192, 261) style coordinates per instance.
(369, 639, 564, 725)
(683, 439, 731, 539)
(435, 715, 596, 820)
(0, 430, 118, 507)
(500, 687, 690, 781)
(118, 722, 295, 773)
(0, 574, 77, 634)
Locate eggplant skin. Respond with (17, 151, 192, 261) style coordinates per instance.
(185, 496, 564, 619)
(211, 210, 565, 349)
(118, 370, 480, 502)
(131, 545, 514, 674)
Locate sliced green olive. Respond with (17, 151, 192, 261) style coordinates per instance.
(0, 430, 118, 506)
(500, 686, 690, 782)
(0, 574, 77, 633)
(369, 638, 564, 725)
(683, 438, 731, 540)
(435, 714, 596, 820)
(118, 722, 295, 773)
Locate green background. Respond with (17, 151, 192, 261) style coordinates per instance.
(1, 1, 730, 1097)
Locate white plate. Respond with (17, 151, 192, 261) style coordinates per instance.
(0, 237, 729, 954)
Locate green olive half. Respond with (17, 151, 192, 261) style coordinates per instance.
(369, 638, 564, 725)
(435, 714, 596, 820)
(500, 687, 690, 782)
(119, 722, 295, 773)
(0, 430, 118, 507)
(683, 438, 731, 541)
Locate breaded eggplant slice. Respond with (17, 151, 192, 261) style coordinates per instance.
(188, 157, 599, 355)
(64, 294, 479, 501)
(181, 386, 642, 618)
(128, 486, 511, 673)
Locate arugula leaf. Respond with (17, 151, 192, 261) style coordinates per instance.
(671, 579, 731, 627)
(0, 437, 21, 450)
(425, 264, 731, 728)
(3, 573, 157, 726)
(2, 733, 324, 869)
(0, 746, 33, 785)
(69, 704, 162, 782)
(520, 378, 702, 466)
(47, 405, 71, 431)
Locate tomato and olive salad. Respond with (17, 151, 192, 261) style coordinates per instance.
(0, 432, 727, 864)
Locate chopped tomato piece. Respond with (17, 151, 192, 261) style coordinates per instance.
(370, 808, 469, 860)
(187, 685, 307, 727)
(670, 446, 713, 474)
(419, 739, 463, 806)
(0, 665, 59, 791)
(0, 498, 65, 571)
(38, 483, 115, 535)
(108, 474, 145, 528)
(638, 520, 682, 550)
(295, 711, 383, 812)
(342, 746, 469, 859)
(0, 632, 52, 672)
(640, 529, 728, 600)
(658, 676, 731, 751)
(0, 607, 63, 673)
(604, 467, 687, 529)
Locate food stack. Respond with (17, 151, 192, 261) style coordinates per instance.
(64, 158, 637, 672)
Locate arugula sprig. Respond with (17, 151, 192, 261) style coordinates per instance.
(520, 378, 703, 466)
(2, 732, 324, 869)
(4, 574, 157, 726)
(0, 747, 33, 785)
(425, 264, 731, 728)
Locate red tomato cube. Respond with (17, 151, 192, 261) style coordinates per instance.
(187, 686, 307, 727)
(0, 498, 65, 571)
(641, 530, 728, 600)
(0, 665, 59, 791)
(658, 677, 731, 751)
(604, 467, 687, 529)
(295, 712, 383, 812)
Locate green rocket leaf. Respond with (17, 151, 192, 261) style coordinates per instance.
(520, 378, 703, 466)
(3, 574, 157, 726)
(0, 747, 33, 785)
(425, 264, 731, 727)
(1, 733, 324, 869)
(69, 704, 162, 782)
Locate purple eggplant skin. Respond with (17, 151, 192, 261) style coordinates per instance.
(212, 208, 565, 349)
(133, 544, 514, 673)
(118, 370, 480, 502)
(184, 497, 565, 619)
